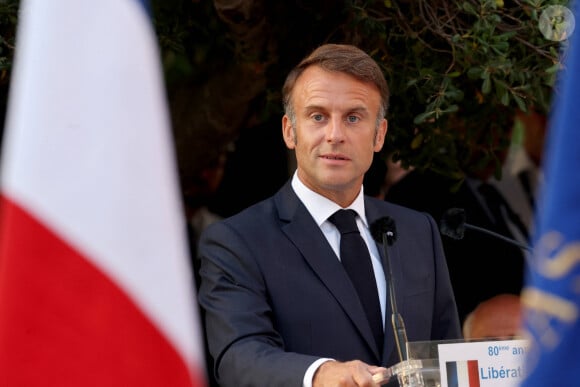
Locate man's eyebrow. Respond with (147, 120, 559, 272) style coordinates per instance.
(303, 104, 325, 112)
(346, 106, 372, 117)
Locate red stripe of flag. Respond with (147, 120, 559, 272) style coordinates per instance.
(0, 196, 202, 386)
(468, 360, 480, 387)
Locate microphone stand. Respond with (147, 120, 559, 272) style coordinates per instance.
(381, 231, 409, 363)
(463, 223, 532, 253)
(440, 208, 534, 268)
(370, 218, 413, 386)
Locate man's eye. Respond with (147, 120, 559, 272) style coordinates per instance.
(347, 116, 360, 123)
(312, 114, 324, 122)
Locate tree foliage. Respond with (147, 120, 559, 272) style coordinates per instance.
(0, 0, 571, 183)
(151, 0, 569, 183)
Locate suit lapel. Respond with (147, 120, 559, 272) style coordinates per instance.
(275, 183, 380, 360)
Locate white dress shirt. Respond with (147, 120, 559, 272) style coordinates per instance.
(291, 171, 387, 387)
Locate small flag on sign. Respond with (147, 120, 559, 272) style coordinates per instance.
(446, 360, 480, 387)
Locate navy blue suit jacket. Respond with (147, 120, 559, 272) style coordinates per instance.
(198, 180, 461, 386)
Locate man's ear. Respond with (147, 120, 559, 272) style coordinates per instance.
(374, 118, 388, 151)
(282, 115, 296, 149)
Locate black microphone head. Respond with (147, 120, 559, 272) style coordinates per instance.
(440, 208, 466, 240)
(370, 216, 397, 246)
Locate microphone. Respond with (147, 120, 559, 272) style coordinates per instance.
(371, 217, 409, 363)
(440, 208, 532, 253)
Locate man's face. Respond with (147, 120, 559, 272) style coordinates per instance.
(282, 66, 387, 205)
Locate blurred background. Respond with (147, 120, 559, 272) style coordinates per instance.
(0, 0, 569, 217)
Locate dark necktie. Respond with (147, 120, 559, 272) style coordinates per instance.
(329, 209, 384, 351)
(478, 183, 529, 240)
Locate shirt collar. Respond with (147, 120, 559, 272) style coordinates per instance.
(291, 171, 368, 227)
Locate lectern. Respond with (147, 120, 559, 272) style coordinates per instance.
(375, 338, 528, 387)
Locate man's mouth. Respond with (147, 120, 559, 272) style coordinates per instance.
(322, 155, 348, 160)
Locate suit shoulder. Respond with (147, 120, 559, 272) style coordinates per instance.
(366, 195, 429, 216)
(229, 195, 276, 220)
(366, 195, 439, 227)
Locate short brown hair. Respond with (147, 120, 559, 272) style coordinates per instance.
(282, 44, 389, 119)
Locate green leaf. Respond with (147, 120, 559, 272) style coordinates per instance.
(462, 2, 478, 15)
(513, 94, 527, 111)
(467, 67, 483, 80)
(482, 76, 492, 94)
(500, 90, 509, 106)
(545, 63, 561, 74)
(442, 104, 459, 113)
(413, 111, 435, 125)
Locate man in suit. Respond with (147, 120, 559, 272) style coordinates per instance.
(197, 43, 461, 387)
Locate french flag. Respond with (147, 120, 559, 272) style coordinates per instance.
(446, 360, 480, 387)
(0, 1, 207, 386)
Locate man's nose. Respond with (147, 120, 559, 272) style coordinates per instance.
(326, 117, 345, 143)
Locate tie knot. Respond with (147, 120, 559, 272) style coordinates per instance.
(329, 209, 359, 234)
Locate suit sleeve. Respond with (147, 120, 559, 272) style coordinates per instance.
(197, 219, 318, 387)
